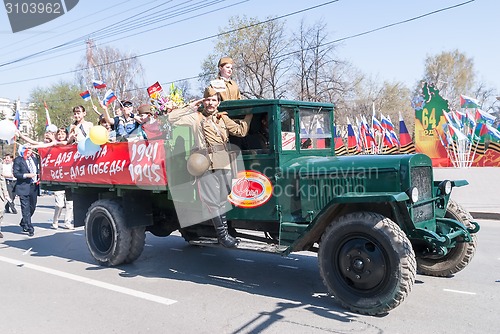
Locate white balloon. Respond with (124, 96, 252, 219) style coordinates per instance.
(0, 120, 17, 140)
(46, 124, 58, 133)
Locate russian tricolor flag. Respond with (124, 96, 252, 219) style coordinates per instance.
(333, 126, 344, 150)
(13, 102, 21, 129)
(372, 116, 383, 133)
(346, 118, 358, 153)
(93, 80, 107, 89)
(380, 114, 395, 132)
(80, 90, 91, 101)
(399, 113, 413, 147)
(102, 89, 117, 106)
(383, 130, 394, 147)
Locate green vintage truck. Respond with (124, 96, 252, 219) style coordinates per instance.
(39, 98, 479, 315)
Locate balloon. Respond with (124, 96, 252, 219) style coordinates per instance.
(89, 125, 108, 145)
(77, 138, 100, 157)
(46, 124, 58, 133)
(0, 120, 17, 140)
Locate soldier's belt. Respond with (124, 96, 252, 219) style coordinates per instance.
(207, 144, 227, 154)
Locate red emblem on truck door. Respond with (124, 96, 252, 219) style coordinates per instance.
(228, 170, 272, 208)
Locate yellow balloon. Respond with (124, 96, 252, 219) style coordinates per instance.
(89, 125, 108, 145)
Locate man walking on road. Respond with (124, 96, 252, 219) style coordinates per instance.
(13, 146, 39, 237)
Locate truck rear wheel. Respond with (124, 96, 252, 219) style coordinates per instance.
(416, 199, 477, 277)
(85, 199, 132, 266)
(124, 226, 146, 264)
(318, 212, 416, 315)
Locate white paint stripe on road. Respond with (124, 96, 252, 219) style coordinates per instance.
(278, 264, 298, 270)
(201, 252, 216, 256)
(0, 255, 177, 306)
(443, 288, 476, 295)
(236, 258, 254, 263)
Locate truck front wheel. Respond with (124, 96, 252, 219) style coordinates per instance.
(318, 212, 416, 315)
(416, 199, 477, 277)
(85, 199, 132, 266)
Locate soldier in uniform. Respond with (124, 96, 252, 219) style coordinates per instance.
(214, 56, 241, 101)
(168, 86, 252, 247)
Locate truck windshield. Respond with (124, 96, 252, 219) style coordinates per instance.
(280, 106, 332, 151)
(299, 108, 332, 150)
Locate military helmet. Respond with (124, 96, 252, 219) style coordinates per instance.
(187, 152, 210, 176)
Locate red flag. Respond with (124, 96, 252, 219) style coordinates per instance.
(147, 81, 164, 98)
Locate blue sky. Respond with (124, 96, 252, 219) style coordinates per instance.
(0, 0, 497, 103)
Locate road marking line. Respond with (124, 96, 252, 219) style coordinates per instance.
(0, 255, 177, 306)
(236, 258, 254, 263)
(443, 288, 476, 295)
(201, 253, 216, 256)
(23, 247, 33, 255)
(278, 264, 298, 270)
(170, 248, 183, 252)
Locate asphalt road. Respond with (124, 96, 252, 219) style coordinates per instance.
(0, 195, 498, 334)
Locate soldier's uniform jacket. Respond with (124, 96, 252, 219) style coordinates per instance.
(168, 106, 251, 170)
(217, 76, 241, 101)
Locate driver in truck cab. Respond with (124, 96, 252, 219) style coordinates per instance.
(167, 86, 252, 247)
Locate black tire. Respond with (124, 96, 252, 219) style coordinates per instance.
(318, 212, 416, 315)
(416, 199, 477, 277)
(85, 199, 132, 266)
(124, 226, 146, 264)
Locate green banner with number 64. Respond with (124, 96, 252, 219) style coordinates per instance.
(413, 82, 449, 163)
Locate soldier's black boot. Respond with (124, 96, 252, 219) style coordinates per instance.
(221, 213, 237, 238)
(211, 215, 238, 248)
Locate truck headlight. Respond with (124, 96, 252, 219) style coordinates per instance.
(438, 180, 452, 195)
(406, 187, 419, 203)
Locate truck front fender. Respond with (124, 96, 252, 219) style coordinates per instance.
(330, 191, 410, 204)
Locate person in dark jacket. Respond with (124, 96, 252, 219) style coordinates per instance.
(13, 146, 39, 237)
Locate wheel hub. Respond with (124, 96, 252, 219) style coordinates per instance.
(91, 216, 113, 254)
(338, 238, 387, 290)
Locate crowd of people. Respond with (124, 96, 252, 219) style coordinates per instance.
(1, 56, 247, 247)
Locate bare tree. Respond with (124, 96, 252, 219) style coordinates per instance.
(76, 39, 148, 105)
(290, 20, 341, 102)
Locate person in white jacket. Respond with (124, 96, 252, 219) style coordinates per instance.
(0, 158, 11, 238)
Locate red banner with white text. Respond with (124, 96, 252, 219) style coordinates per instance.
(38, 140, 168, 186)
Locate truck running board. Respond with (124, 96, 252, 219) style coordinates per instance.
(188, 237, 288, 254)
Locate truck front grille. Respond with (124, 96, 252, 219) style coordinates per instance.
(411, 166, 434, 223)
